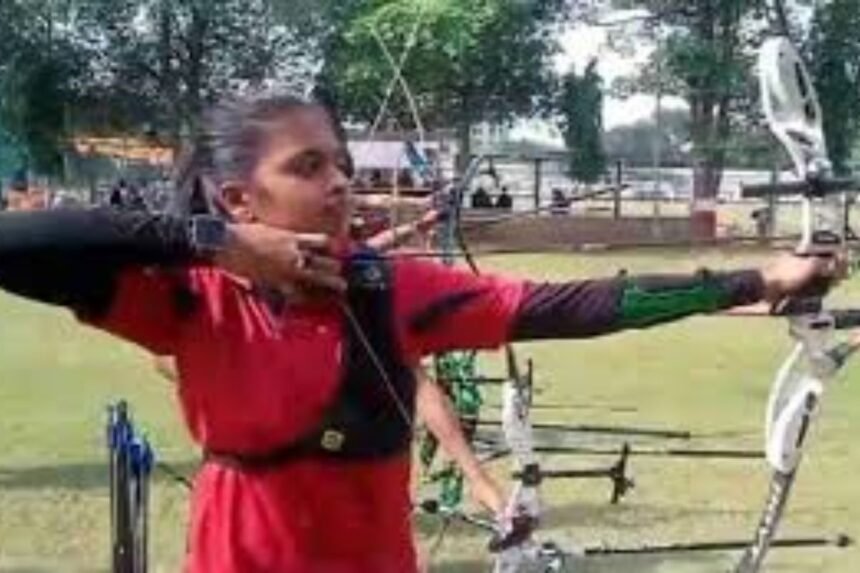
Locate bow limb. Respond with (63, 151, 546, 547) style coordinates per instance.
(444, 158, 543, 571)
(492, 351, 543, 573)
(366, 3, 428, 145)
(423, 157, 486, 558)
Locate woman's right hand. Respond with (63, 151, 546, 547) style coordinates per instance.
(215, 222, 347, 293)
(468, 471, 507, 518)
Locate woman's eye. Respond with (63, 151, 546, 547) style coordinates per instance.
(296, 153, 324, 176)
(338, 155, 355, 179)
(284, 150, 351, 179)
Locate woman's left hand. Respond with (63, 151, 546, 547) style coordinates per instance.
(760, 252, 848, 303)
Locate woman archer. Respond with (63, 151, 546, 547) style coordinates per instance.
(0, 92, 841, 573)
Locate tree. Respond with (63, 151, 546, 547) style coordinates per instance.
(0, 122, 23, 184)
(558, 59, 606, 183)
(609, 2, 766, 198)
(72, 0, 315, 148)
(808, 0, 860, 175)
(0, 0, 88, 177)
(604, 108, 690, 167)
(1, 0, 319, 178)
(320, 0, 566, 171)
(1, 56, 76, 177)
(0, 0, 342, 180)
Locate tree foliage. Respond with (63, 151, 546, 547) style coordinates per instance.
(558, 60, 606, 182)
(604, 107, 689, 166)
(808, 0, 860, 175)
(72, 0, 313, 145)
(320, 0, 566, 169)
(0, 0, 88, 175)
(609, 0, 764, 200)
(0, 0, 316, 178)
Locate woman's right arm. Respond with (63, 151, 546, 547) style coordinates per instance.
(0, 208, 346, 315)
(0, 208, 345, 355)
(0, 208, 199, 314)
(415, 368, 506, 516)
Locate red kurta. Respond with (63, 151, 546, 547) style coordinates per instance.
(86, 257, 523, 573)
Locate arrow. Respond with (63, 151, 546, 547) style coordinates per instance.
(479, 443, 763, 462)
(475, 419, 691, 440)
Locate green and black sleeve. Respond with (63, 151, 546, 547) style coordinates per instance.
(511, 269, 764, 341)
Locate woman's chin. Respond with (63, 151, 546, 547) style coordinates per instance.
(322, 215, 351, 240)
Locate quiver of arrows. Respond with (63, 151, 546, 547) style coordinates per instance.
(107, 401, 153, 573)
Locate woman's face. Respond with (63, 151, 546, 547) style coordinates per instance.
(229, 105, 353, 238)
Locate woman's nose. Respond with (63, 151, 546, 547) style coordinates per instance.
(328, 164, 350, 194)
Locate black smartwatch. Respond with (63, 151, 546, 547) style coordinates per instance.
(188, 215, 231, 259)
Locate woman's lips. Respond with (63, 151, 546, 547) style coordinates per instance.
(324, 202, 347, 221)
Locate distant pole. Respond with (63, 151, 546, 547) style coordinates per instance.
(614, 160, 622, 219)
(768, 155, 778, 237)
(652, 24, 664, 230)
(533, 158, 542, 210)
(62, 103, 71, 185)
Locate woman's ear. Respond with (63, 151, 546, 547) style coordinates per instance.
(220, 182, 254, 222)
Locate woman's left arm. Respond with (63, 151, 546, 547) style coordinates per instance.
(512, 253, 838, 341)
(511, 268, 765, 341)
(394, 254, 834, 354)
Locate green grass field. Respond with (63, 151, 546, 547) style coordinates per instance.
(1, 249, 859, 572)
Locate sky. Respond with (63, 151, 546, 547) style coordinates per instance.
(510, 15, 688, 145)
(522, 2, 816, 142)
(556, 22, 681, 129)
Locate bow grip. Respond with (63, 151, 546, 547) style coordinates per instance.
(772, 231, 840, 314)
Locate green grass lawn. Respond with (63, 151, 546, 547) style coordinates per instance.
(1, 248, 859, 572)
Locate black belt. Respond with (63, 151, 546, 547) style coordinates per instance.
(203, 434, 325, 472)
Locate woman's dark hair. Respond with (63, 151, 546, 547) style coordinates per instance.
(170, 91, 347, 218)
(170, 140, 222, 217)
